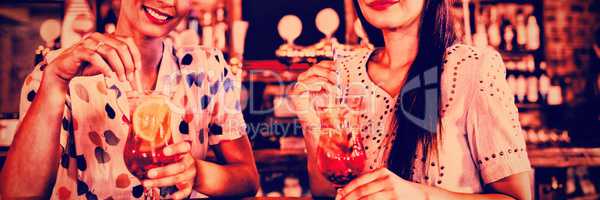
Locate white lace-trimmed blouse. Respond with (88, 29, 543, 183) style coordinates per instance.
(334, 44, 531, 193)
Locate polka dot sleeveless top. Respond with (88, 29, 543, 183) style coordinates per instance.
(334, 44, 531, 193)
(19, 40, 246, 199)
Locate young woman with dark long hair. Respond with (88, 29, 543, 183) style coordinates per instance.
(0, 0, 258, 199)
(291, 0, 532, 199)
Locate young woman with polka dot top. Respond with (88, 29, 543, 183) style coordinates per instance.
(0, 0, 258, 199)
(291, 0, 532, 199)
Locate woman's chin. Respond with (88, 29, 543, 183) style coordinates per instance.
(137, 26, 171, 38)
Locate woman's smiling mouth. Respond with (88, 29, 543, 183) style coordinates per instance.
(143, 5, 173, 25)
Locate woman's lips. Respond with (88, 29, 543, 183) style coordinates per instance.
(367, 0, 399, 11)
(143, 6, 173, 25)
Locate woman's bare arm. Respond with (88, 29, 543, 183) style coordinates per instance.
(0, 73, 68, 198)
(193, 136, 259, 197)
(339, 168, 532, 200)
(416, 172, 532, 200)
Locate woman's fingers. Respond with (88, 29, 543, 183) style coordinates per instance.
(147, 154, 194, 179)
(354, 191, 393, 200)
(74, 45, 114, 78)
(171, 182, 193, 200)
(95, 42, 127, 81)
(339, 177, 389, 200)
(297, 65, 337, 83)
(87, 33, 137, 82)
(316, 60, 336, 70)
(163, 141, 191, 156)
(294, 76, 336, 94)
(339, 168, 389, 198)
(143, 162, 196, 188)
(113, 35, 143, 90)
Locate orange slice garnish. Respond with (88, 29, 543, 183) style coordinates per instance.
(132, 96, 171, 144)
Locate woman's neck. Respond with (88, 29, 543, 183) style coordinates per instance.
(379, 20, 420, 70)
(114, 16, 163, 90)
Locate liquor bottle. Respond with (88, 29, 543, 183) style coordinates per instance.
(516, 75, 527, 103)
(547, 85, 563, 106)
(488, 7, 502, 48)
(527, 76, 539, 103)
(526, 16, 540, 51)
(507, 74, 517, 99)
(201, 12, 215, 48)
(473, 3, 487, 48)
(516, 14, 527, 50)
(503, 25, 515, 52)
(537, 62, 550, 104)
(526, 55, 536, 73)
(505, 60, 515, 71)
(518, 59, 528, 72)
(215, 6, 228, 51)
(578, 167, 598, 195)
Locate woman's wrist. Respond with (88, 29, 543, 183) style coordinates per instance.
(37, 69, 70, 105)
(41, 67, 70, 90)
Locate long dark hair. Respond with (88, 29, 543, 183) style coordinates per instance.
(353, 0, 456, 179)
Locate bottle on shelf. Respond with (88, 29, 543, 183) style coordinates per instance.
(526, 15, 540, 51)
(526, 55, 536, 73)
(215, 6, 228, 51)
(488, 7, 502, 48)
(516, 75, 527, 103)
(201, 11, 215, 48)
(527, 76, 539, 103)
(516, 14, 527, 50)
(538, 62, 550, 100)
(473, 3, 488, 48)
(547, 85, 563, 106)
(503, 24, 515, 52)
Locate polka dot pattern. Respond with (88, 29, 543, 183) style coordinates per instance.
(336, 49, 399, 171)
(109, 85, 121, 98)
(181, 53, 193, 65)
(62, 117, 70, 131)
(77, 179, 89, 195)
(74, 84, 89, 103)
(186, 73, 196, 87)
(60, 153, 70, 169)
(179, 120, 189, 134)
(105, 103, 116, 119)
(26, 90, 36, 102)
(94, 147, 111, 163)
(85, 191, 98, 200)
(58, 186, 71, 200)
(76, 155, 87, 171)
(223, 78, 234, 92)
(103, 130, 120, 146)
(160, 186, 179, 197)
(201, 95, 211, 109)
(132, 185, 144, 198)
(115, 173, 131, 188)
(210, 80, 220, 95)
(88, 131, 102, 146)
(208, 123, 223, 135)
(195, 72, 205, 87)
(20, 41, 248, 199)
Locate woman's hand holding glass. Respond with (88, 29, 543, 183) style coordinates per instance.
(43, 32, 142, 89)
(336, 168, 426, 200)
(142, 142, 197, 199)
(290, 60, 338, 138)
